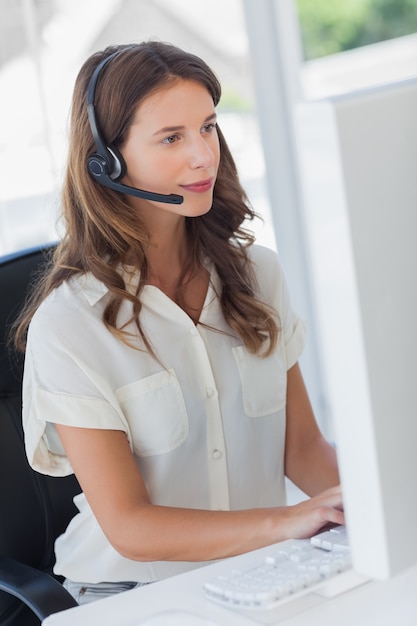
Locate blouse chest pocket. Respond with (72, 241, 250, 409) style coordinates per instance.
(233, 345, 287, 417)
(115, 369, 189, 457)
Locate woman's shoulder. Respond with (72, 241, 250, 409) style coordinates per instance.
(29, 272, 108, 337)
(245, 244, 294, 314)
(247, 244, 284, 288)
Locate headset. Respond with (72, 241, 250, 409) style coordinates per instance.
(86, 49, 184, 205)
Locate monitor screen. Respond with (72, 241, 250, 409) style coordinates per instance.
(296, 76, 417, 580)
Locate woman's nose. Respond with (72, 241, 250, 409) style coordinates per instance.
(188, 135, 216, 169)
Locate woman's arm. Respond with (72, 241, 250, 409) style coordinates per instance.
(284, 362, 340, 496)
(56, 418, 343, 563)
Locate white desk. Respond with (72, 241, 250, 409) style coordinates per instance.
(43, 546, 417, 626)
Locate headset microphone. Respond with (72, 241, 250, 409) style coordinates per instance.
(86, 50, 184, 205)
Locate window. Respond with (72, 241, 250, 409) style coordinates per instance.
(296, 0, 417, 99)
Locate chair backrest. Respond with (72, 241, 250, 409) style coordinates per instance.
(0, 245, 81, 625)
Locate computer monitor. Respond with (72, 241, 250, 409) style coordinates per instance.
(296, 75, 417, 580)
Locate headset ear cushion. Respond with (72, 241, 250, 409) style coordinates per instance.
(87, 154, 109, 178)
(107, 145, 127, 180)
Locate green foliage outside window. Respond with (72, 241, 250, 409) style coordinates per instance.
(296, 0, 417, 60)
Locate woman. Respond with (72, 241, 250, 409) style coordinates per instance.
(15, 41, 343, 603)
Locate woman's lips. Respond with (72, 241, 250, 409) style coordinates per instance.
(180, 178, 214, 193)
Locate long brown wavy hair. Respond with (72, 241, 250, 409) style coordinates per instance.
(14, 41, 279, 356)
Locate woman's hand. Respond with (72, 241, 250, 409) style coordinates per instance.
(278, 485, 344, 541)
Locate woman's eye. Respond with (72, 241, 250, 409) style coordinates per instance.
(202, 123, 216, 134)
(162, 134, 179, 144)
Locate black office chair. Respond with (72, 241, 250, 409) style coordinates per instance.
(0, 244, 80, 626)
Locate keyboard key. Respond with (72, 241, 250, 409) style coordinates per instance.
(310, 525, 349, 551)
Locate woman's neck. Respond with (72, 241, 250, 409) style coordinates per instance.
(144, 219, 190, 293)
(142, 219, 209, 323)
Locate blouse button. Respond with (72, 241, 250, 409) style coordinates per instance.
(206, 387, 215, 398)
(212, 449, 223, 460)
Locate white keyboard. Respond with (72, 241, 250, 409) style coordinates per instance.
(203, 526, 355, 611)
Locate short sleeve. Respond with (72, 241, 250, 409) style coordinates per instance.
(249, 245, 306, 369)
(283, 315, 306, 370)
(22, 302, 131, 477)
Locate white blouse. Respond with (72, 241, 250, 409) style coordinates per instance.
(22, 244, 305, 583)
